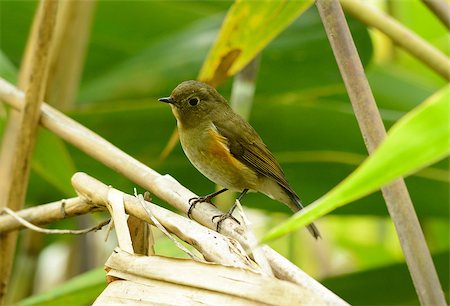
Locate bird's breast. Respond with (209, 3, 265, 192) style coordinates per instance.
(178, 123, 258, 191)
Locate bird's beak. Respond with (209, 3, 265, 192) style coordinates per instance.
(158, 97, 175, 104)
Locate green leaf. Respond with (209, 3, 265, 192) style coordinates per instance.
(16, 267, 105, 306)
(262, 85, 450, 242)
(32, 128, 77, 197)
(198, 0, 314, 86)
(0, 49, 17, 84)
(322, 250, 449, 305)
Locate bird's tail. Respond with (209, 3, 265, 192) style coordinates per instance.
(288, 194, 321, 240)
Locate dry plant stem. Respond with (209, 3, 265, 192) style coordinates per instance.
(0, 80, 343, 299)
(127, 214, 153, 256)
(104, 249, 307, 306)
(2, 208, 109, 235)
(72, 172, 257, 270)
(0, 197, 103, 233)
(135, 193, 201, 261)
(422, 0, 450, 29)
(45, 0, 95, 109)
(230, 54, 261, 119)
(107, 189, 134, 254)
(0, 1, 58, 303)
(234, 199, 273, 276)
(340, 0, 450, 80)
(316, 1, 446, 305)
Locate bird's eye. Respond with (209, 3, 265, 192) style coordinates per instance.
(188, 97, 199, 106)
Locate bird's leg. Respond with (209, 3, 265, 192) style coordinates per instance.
(187, 188, 228, 219)
(212, 189, 249, 232)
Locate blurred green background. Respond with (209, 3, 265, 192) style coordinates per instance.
(0, 0, 448, 305)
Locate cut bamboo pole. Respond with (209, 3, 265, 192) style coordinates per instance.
(340, 0, 450, 80)
(0, 1, 58, 304)
(0, 78, 346, 305)
(316, 1, 446, 305)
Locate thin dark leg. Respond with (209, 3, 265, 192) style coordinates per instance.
(187, 188, 228, 219)
(212, 189, 249, 231)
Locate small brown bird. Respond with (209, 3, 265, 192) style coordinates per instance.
(159, 80, 320, 239)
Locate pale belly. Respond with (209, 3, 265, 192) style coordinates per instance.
(179, 126, 258, 191)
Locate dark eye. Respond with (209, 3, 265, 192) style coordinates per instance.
(189, 97, 199, 106)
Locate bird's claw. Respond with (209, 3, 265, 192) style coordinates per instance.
(187, 196, 216, 219)
(211, 212, 240, 232)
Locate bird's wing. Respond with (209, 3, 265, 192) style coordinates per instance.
(213, 118, 297, 197)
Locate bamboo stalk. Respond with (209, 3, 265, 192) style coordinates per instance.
(0, 1, 58, 304)
(316, 1, 446, 305)
(422, 0, 450, 29)
(340, 0, 450, 80)
(0, 78, 345, 302)
(45, 0, 96, 109)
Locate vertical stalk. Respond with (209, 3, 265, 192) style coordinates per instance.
(0, 1, 58, 304)
(230, 54, 261, 119)
(45, 0, 96, 109)
(315, 0, 446, 305)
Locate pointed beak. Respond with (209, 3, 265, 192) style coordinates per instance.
(158, 97, 175, 104)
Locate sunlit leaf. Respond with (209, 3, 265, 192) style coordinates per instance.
(198, 0, 313, 86)
(262, 85, 450, 242)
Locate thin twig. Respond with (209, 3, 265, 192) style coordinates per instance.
(0, 197, 103, 233)
(316, 1, 446, 305)
(340, 0, 450, 80)
(135, 191, 202, 262)
(2, 208, 110, 235)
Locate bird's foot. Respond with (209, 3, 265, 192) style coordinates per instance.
(187, 195, 216, 219)
(211, 211, 240, 232)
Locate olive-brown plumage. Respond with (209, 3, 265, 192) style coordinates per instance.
(160, 80, 320, 239)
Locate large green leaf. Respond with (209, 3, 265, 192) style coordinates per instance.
(262, 85, 450, 242)
(198, 0, 313, 86)
(16, 267, 105, 306)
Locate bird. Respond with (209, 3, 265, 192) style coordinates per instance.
(159, 80, 320, 239)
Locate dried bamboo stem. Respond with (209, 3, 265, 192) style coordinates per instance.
(0, 1, 58, 303)
(422, 0, 450, 29)
(316, 1, 446, 305)
(45, 0, 96, 109)
(0, 79, 345, 303)
(72, 172, 257, 270)
(0, 197, 102, 233)
(340, 0, 450, 80)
